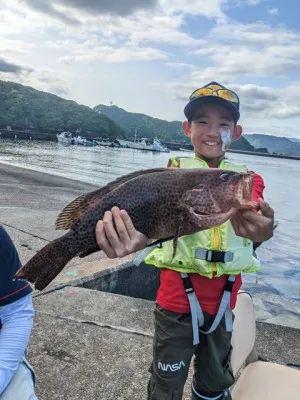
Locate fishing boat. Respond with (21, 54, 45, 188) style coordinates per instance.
(150, 138, 170, 153)
(56, 132, 77, 145)
(76, 136, 95, 146)
(126, 138, 170, 152)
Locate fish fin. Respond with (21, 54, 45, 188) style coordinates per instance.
(55, 168, 169, 231)
(172, 219, 183, 258)
(14, 232, 76, 291)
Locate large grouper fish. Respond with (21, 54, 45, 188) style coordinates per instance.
(15, 168, 257, 291)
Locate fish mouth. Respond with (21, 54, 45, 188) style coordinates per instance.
(193, 210, 209, 216)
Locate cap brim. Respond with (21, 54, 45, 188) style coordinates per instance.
(184, 96, 240, 122)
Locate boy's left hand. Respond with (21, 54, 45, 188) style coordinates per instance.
(231, 198, 274, 242)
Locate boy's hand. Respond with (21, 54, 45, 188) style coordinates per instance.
(95, 207, 148, 258)
(231, 199, 274, 243)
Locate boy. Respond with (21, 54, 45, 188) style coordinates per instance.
(0, 225, 38, 399)
(95, 82, 274, 399)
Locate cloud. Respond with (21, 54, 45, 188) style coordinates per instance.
(269, 106, 300, 119)
(190, 22, 300, 80)
(0, 57, 33, 73)
(160, 0, 226, 20)
(22, 0, 158, 22)
(0, 38, 35, 55)
(0, 63, 70, 99)
(246, 0, 261, 5)
(268, 7, 279, 15)
(23, 0, 80, 25)
(126, 14, 201, 46)
(59, 56, 75, 65)
(209, 21, 297, 46)
(23, 0, 226, 21)
(62, 0, 157, 15)
(231, 83, 300, 120)
(59, 46, 167, 63)
(166, 62, 195, 69)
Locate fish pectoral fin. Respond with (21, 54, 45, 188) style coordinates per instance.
(172, 218, 183, 259)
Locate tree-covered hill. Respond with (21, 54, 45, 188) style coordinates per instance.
(94, 104, 184, 141)
(0, 80, 125, 139)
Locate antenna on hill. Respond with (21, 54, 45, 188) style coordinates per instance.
(110, 100, 113, 106)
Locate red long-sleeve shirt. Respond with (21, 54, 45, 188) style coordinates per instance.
(156, 172, 264, 315)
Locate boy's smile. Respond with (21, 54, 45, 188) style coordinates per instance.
(182, 104, 242, 166)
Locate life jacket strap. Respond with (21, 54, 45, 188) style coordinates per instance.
(181, 273, 204, 345)
(133, 242, 162, 266)
(180, 273, 235, 345)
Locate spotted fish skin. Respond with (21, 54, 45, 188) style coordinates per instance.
(15, 168, 254, 291)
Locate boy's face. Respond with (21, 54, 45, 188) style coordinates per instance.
(182, 104, 242, 165)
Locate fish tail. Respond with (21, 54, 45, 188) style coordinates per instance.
(14, 232, 76, 291)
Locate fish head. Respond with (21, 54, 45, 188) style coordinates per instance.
(183, 169, 256, 227)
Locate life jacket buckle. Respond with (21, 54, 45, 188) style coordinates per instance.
(195, 249, 234, 263)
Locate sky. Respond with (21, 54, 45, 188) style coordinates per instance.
(1, 0, 300, 138)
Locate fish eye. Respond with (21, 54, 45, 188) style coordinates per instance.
(219, 172, 231, 182)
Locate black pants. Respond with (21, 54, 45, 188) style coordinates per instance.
(147, 305, 235, 400)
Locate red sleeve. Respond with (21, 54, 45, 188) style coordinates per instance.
(248, 171, 265, 202)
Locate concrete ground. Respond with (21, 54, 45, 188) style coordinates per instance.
(30, 286, 300, 400)
(0, 162, 299, 399)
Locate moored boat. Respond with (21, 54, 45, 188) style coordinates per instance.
(56, 132, 77, 145)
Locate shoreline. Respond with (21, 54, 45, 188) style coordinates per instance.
(227, 148, 300, 160)
(1, 135, 300, 161)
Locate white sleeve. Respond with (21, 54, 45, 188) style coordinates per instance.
(0, 294, 34, 394)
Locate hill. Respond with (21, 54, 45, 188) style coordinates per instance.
(244, 134, 300, 156)
(0, 80, 124, 139)
(94, 104, 255, 151)
(94, 104, 183, 141)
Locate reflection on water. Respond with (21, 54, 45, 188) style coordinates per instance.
(0, 139, 299, 318)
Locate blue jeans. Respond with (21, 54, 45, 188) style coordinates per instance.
(0, 356, 38, 400)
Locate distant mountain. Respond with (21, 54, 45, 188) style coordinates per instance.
(0, 80, 125, 139)
(244, 134, 300, 156)
(228, 136, 255, 152)
(94, 104, 255, 151)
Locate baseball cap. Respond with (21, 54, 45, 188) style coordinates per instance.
(184, 81, 240, 122)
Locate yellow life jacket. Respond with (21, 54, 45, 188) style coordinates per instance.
(144, 157, 260, 278)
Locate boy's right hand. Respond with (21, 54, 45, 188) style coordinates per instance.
(95, 207, 148, 258)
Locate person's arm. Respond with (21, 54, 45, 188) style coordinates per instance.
(0, 294, 34, 394)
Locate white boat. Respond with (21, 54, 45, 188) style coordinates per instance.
(127, 138, 170, 152)
(76, 135, 95, 146)
(129, 138, 148, 150)
(56, 132, 77, 145)
(150, 138, 170, 153)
